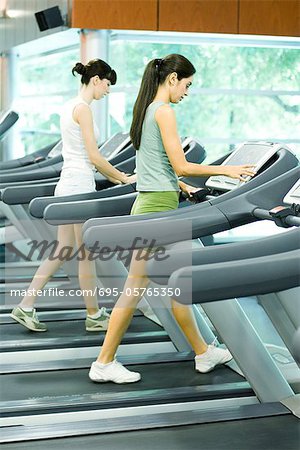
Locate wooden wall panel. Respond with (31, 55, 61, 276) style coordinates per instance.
(158, 0, 238, 33)
(239, 0, 300, 37)
(72, 0, 157, 30)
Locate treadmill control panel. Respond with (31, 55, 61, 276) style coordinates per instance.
(99, 132, 130, 160)
(205, 142, 286, 192)
(283, 178, 300, 205)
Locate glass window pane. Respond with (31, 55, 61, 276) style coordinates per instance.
(14, 47, 80, 155)
(14, 94, 71, 154)
(109, 39, 300, 159)
(19, 48, 80, 96)
(111, 41, 300, 90)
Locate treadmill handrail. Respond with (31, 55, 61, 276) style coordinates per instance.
(1, 183, 57, 205)
(0, 141, 60, 172)
(147, 228, 300, 285)
(44, 190, 137, 224)
(0, 177, 60, 190)
(82, 199, 208, 236)
(82, 151, 298, 233)
(82, 165, 299, 252)
(253, 207, 300, 227)
(0, 162, 62, 184)
(0, 154, 63, 175)
(168, 249, 300, 304)
(83, 204, 227, 253)
(0, 110, 19, 140)
(29, 183, 135, 219)
(30, 138, 205, 222)
(0, 133, 130, 175)
(0, 109, 18, 123)
(0, 140, 135, 185)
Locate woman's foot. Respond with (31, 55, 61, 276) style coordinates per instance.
(195, 344, 232, 373)
(89, 359, 141, 383)
(85, 307, 110, 332)
(10, 307, 47, 332)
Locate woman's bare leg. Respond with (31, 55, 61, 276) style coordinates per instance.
(73, 224, 99, 316)
(91, 248, 231, 379)
(171, 299, 208, 354)
(97, 248, 210, 363)
(19, 224, 75, 308)
(97, 250, 149, 364)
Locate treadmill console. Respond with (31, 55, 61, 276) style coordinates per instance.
(283, 178, 300, 206)
(99, 132, 130, 160)
(205, 142, 286, 192)
(48, 140, 63, 158)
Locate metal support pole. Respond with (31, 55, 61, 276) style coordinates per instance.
(79, 29, 110, 142)
(202, 299, 294, 403)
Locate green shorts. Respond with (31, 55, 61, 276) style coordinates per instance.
(131, 191, 179, 216)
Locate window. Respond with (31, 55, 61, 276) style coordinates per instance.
(109, 36, 300, 162)
(13, 46, 80, 155)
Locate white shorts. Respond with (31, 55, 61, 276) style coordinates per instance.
(54, 168, 96, 197)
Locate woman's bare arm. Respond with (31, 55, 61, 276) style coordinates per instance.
(155, 105, 255, 181)
(74, 104, 132, 183)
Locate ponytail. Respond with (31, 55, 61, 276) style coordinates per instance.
(130, 60, 159, 150)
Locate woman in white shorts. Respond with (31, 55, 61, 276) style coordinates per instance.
(11, 59, 135, 333)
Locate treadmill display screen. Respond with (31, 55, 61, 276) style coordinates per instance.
(100, 132, 130, 159)
(206, 142, 280, 191)
(283, 179, 300, 205)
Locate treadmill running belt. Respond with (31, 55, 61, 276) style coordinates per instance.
(1, 361, 244, 402)
(0, 315, 168, 351)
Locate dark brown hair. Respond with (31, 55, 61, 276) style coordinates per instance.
(72, 59, 117, 85)
(130, 54, 196, 149)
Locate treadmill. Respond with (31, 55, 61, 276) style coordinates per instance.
(82, 142, 299, 381)
(27, 137, 204, 225)
(0, 143, 299, 447)
(0, 139, 208, 433)
(0, 140, 62, 252)
(0, 132, 132, 185)
(0, 137, 205, 314)
(0, 131, 132, 235)
(0, 140, 61, 173)
(2, 142, 297, 442)
(253, 178, 300, 372)
(0, 137, 204, 286)
(0, 138, 206, 349)
(0, 132, 135, 296)
(16, 141, 295, 346)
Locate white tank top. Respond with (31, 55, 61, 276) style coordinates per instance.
(60, 96, 100, 173)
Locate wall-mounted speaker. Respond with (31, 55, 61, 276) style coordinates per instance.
(35, 6, 64, 32)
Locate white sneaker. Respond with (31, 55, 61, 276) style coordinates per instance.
(85, 307, 110, 332)
(195, 343, 233, 373)
(89, 359, 141, 384)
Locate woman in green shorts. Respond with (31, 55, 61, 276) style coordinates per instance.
(89, 54, 256, 383)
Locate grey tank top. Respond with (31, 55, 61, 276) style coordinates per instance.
(136, 101, 179, 192)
